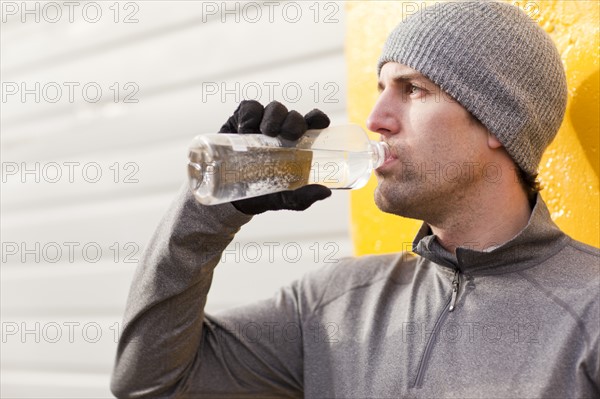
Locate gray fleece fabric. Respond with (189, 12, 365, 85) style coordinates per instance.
(111, 185, 600, 398)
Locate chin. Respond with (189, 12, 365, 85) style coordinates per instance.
(374, 186, 405, 216)
(374, 184, 427, 220)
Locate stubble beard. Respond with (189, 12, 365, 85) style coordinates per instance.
(374, 168, 471, 223)
(374, 173, 428, 219)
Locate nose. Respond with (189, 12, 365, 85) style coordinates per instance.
(366, 90, 400, 139)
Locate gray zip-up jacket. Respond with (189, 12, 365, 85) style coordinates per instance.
(111, 186, 600, 398)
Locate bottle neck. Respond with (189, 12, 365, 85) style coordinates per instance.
(370, 141, 390, 169)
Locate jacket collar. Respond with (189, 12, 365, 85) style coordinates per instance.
(412, 194, 570, 275)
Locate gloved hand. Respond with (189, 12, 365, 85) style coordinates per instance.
(219, 100, 332, 215)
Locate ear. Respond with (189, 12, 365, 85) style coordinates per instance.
(487, 132, 503, 149)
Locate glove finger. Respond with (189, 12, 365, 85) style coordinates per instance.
(304, 109, 331, 130)
(232, 185, 331, 214)
(219, 115, 238, 133)
(218, 100, 263, 133)
(260, 101, 289, 137)
(272, 185, 332, 211)
(237, 100, 264, 133)
(280, 110, 308, 141)
(231, 196, 272, 215)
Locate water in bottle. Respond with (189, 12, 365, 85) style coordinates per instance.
(188, 124, 389, 205)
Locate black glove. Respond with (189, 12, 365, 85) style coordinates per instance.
(219, 100, 332, 215)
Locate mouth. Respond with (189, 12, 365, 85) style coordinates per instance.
(375, 142, 398, 173)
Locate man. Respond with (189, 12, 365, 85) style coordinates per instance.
(111, 1, 599, 398)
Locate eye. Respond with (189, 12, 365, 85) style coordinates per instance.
(409, 84, 422, 94)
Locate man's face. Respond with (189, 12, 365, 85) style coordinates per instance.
(367, 62, 493, 223)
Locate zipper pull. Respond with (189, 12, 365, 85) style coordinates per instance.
(449, 269, 460, 312)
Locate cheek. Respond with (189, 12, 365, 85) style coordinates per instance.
(408, 100, 478, 152)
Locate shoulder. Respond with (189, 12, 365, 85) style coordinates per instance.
(561, 237, 600, 303)
(558, 238, 600, 350)
(520, 236, 599, 333)
(548, 237, 600, 285)
(524, 236, 599, 284)
(294, 252, 421, 313)
(564, 238, 600, 261)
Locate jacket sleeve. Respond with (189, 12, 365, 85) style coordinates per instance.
(110, 185, 305, 398)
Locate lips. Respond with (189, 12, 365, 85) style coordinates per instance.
(376, 141, 399, 173)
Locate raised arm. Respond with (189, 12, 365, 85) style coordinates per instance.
(111, 101, 331, 398)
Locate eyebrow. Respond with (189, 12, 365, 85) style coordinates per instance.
(377, 73, 432, 92)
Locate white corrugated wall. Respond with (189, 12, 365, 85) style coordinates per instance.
(0, 1, 350, 397)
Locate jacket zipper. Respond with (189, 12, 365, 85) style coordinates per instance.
(412, 269, 461, 388)
(449, 269, 460, 312)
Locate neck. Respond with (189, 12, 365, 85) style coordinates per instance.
(429, 178, 533, 254)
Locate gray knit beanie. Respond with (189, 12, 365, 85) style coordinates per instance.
(377, 1, 568, 175)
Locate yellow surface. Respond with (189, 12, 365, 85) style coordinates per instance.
(347, 1, 600, 255)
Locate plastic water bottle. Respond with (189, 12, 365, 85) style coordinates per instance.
(187, 124, 389, 205)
